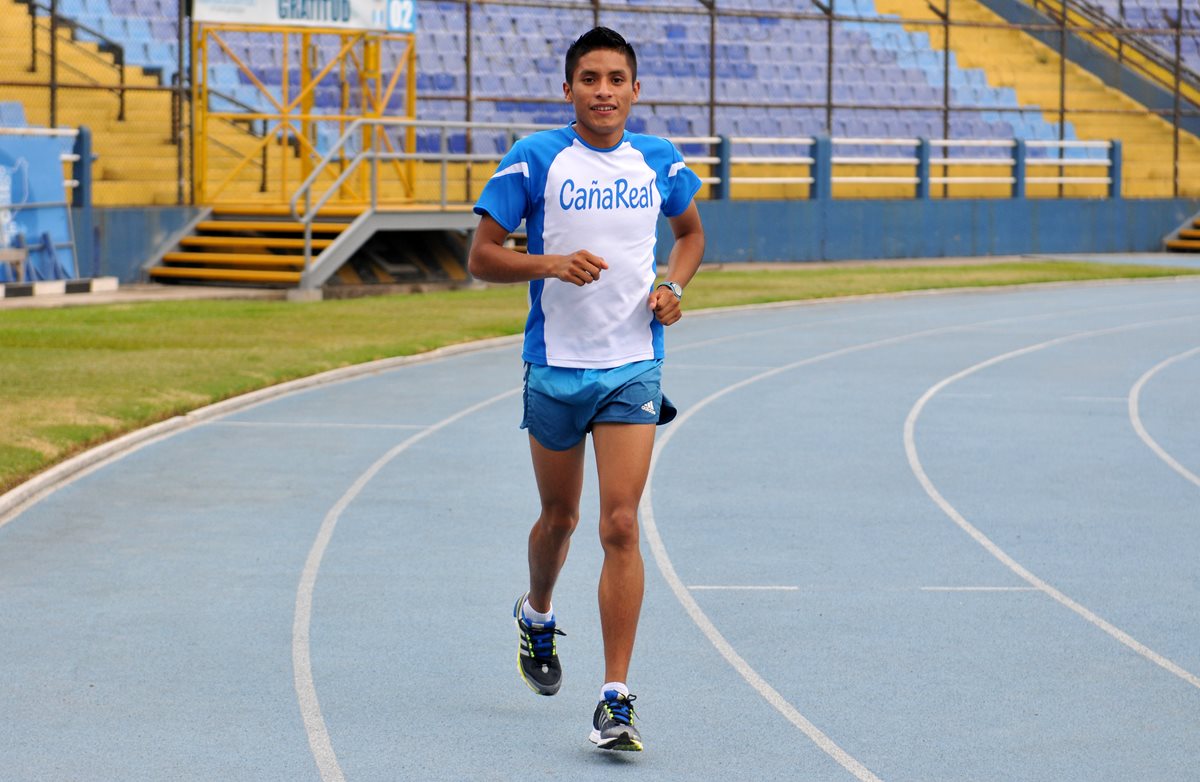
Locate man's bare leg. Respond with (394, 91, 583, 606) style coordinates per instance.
(591, 422, 656, 684)
(526, 435, 585, 614)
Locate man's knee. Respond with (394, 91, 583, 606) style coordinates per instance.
(599, 507, 640, 550)
(539, 503, 580, 536)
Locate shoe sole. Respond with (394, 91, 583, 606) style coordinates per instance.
(589, 729, 643, 752)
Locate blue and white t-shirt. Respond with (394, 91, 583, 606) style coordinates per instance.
(473, 124, 702, 369)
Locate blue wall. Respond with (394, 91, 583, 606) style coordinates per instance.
(94, 206, 203, 282)
(657, 198, 1200, 263)
(92, 199, 1199, 281)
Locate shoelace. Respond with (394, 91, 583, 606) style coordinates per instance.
(604, 693, 637, 726)
(521, 620, 565, 658)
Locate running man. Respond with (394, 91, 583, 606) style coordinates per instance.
(468, 27, 705, 752)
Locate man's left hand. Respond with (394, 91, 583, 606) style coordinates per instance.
(650, 286, 682, 326)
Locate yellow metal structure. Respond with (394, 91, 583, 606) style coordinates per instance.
(192, 23, 417, 209)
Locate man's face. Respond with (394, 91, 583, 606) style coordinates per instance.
(564, 48, 640, 149)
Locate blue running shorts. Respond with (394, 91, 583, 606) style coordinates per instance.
(521, 359, 678, 451)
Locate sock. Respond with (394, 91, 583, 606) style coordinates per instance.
(601, 681, 629, 699)
(522, 598, 553, 624)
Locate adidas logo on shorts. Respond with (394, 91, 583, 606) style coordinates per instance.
(641, 400, 656, 415)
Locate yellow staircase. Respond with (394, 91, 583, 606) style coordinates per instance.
(872, 0, 1200, 197)
(149, 205, 356, 285)
(1166, 211, 1200, 252)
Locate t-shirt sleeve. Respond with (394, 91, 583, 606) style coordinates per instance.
(661, 142, 703, 218)
(473, 144, 532, 233)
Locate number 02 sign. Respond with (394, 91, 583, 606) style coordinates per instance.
(387, 0, 416, 32)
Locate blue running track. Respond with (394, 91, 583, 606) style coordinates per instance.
(2, 276, 1198, 781)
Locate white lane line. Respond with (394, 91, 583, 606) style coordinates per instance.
(212, 421, 429, 430)
(904, 315, 1200, 691)
(644, 325, 998, 782)
(1064, 395, 1127, 403)
(1128, 346, 1200, 489)
(689, 585, 801, 591)
(920, 586, 1039, 592)
(669, 363, 781, 372)
(292, 387, 520, 782)
(643, 306, 1196, 779)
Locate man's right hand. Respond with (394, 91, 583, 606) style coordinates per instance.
(553, 250, 608, 286)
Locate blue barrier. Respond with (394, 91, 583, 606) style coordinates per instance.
(0, 125, 88, 281)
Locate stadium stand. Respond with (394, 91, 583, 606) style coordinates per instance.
(1080, 0, 1200, 73)
(0, 0, 302, 205)
(1, 0, 1196, 208)
(872, 0, 1200, 195)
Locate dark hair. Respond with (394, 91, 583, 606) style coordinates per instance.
(564, 27, 637, 85)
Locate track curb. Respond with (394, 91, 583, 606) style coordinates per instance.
(0, 334, 523, 528)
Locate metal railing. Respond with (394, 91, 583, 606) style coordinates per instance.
(25, 0, 126, 123)
(287, 119, 1123, 269)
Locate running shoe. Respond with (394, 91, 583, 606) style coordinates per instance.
(513, 593, 565, 696)
(589, 690, 643, 751)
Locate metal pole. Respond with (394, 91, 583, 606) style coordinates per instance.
(811, 136, 833, 200)
(29, 3, 37, 73)
(916, 137, 931, 199)
(1108, 139, 1122, 198)
(709, 4, 717, 137)
(1172, 0, 1181, 197)
(1117, 0, 1125, 64)
(117, 46, 126, 121)
(826, 0, 834, 134)
(440, 125, 449, 208)
(715, 135, 731, 200)
(942, 0, 950, 198)
(50, 0, 58, 127)
(72, 126, 94, 275)
(1058, 0, 1067, 198)
(176, 0, 185, 204)
(465, 0, 473, 201)
(188, 17, 195, 206)
(1011, 138, 1027, 198)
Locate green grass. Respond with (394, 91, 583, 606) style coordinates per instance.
(1, 260, 1195, 494)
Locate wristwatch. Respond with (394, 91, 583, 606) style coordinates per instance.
(657, 281, 683, 300)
